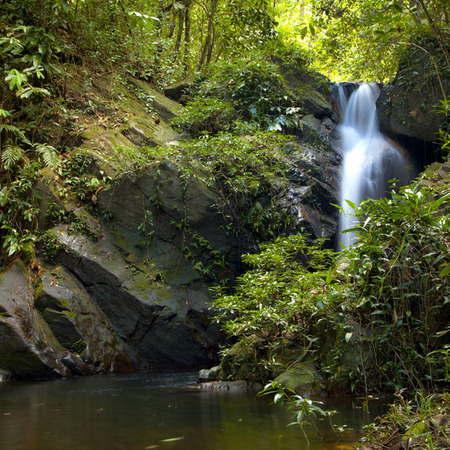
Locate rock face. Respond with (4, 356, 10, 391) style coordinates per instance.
(280, 124, 341, 242)
(0, 65, 343, 379)
(377, 38, 450, 165)
(0, 261, 136, 379)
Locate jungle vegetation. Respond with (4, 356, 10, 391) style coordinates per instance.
(0, 0, 449, 409)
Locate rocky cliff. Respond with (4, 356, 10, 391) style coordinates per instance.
(0, 65, 342, 379)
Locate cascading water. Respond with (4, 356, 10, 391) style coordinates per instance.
(338, 83, 411, 248)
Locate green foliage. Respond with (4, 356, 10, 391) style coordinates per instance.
(115, 130, 293, 243)
(39, 231, 65, 260)
(0, 162, 42, 265)
(259, 380, 338, 445)
(172, 98, 236, 137)
(275, 0, 450, 82)
(177, 132, 292, 240)
(436, 99, 450, 157)
(361, 391, 450, 449)
(191, 58, 302, 131)
(213, 178, 449, 394)
(337, 183, 450, 392)
(212, 234, 336, 378)
(59, 153, 110, 202)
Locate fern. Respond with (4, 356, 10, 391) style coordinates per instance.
(34, 143, 60, 169)
(2, 145, 25, 169)
(0, 109, 12, 119)
(0, 124, 30, 145)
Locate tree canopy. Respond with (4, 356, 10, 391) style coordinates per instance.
(1, 0, 448, 86)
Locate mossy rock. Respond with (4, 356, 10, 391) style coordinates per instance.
(274, 361, 322, 395)
(0, 321, 58, 379)
(377, 37, 450, 143)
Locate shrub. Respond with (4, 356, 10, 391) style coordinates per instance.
(336, 183, 450, 392)
(171, 98, 236, 137)
(212, 234, 337, 380)
(191, 58, 301, 131)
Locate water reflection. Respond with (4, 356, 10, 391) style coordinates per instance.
(0, 372, 382, 450)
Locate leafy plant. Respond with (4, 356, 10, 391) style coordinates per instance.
(259, 380, 338, 445)
(190, 58, 302, 131)
(333, 182, 450, 392)
(212, 234, 337, 380)
(171, 98, 236, 137)
(212, 175, 449, 395)
(360, 391, 450, 449)
(59, 153, 109, 202)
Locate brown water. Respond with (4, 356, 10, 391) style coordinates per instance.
(0, 372, 382, 450)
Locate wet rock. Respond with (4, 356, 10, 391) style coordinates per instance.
(0, 68, 344, 379)
(164, 75, 194, 103)
(198, 365, 221, 382)
(47, 225, 219, 370)
(34, 177, 67, 231)
(377, 38, 450, 147)
(36, 263, 138, 374)
(279, 140, 341, 241)
(272, 57, 333, 118)
(0, 261, 63, 379)
(274, 361, 323, 395)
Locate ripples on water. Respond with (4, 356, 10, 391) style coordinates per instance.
(0, 372, 383, 450)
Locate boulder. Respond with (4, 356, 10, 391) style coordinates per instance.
(0, 65, 345, 378)
(164, 75, 194, 103)
(46, 224, 220, 370)
(188, 380, 263, 392)
(274, 361, 323, 395)
(198, 365, 222, 382)
(377, 38, 450, 146)
(271, 56, 333, 119)
(0, 261, 64, 379)
(36, 263, 138, 373)
(0, 259, 139, 379)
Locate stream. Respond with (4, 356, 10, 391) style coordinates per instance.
(0, 371, 384, 450)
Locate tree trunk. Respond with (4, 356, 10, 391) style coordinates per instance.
(173, 7, 185, 57)
(183, 1, 192, 72)
(198, 0, 219, 70)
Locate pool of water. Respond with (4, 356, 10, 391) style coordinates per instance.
(0, 372, 382, 450)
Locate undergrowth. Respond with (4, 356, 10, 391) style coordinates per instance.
(212, 180, 450, 394)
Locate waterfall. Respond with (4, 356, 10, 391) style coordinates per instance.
(338, 83, 411, 248)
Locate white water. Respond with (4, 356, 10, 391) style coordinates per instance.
(338, 83, 410, 248)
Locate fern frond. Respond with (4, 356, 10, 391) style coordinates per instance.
(2, 145, 25, 169)
(0, 109, 12, 119)
(0, 124, 30, 145)
(34, 143, 60, 169)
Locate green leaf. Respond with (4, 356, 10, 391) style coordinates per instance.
(160, 437, 184, 443)
(344, 199, 356, 210)
(5, 69, 27, 91)
(0, 186, 8, 207)
(0, 109, 12, 118)
(440, 263, 450, 278)
(300, 26, 308, 39)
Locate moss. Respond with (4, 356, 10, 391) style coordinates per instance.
(274, 361, 322, 394)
